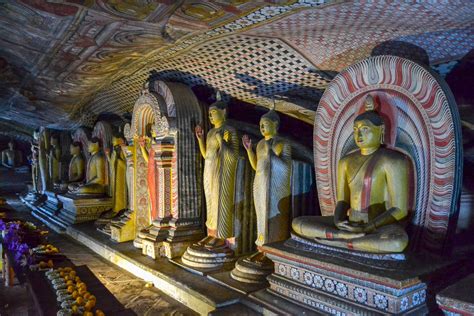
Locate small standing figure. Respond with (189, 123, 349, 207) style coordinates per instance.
(47, 135, 61, 185)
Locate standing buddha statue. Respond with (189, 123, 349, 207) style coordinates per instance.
(195, 98, 240, 248)
(231, 109, 292, 283)
(48, 135, 61, 185)
(292, 96, 411, 253)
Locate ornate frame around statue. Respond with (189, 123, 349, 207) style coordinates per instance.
(314, 55, 463, 254)
(119, 81, 204, 255)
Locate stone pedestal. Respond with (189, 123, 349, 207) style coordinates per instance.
(230, 252, 273, 284)
(57, 194, 112, 225)
(181, 242, 235, 270)
(437, 273, 474, 315)
(110, 209, 136, 242)
(254, 235, 468, 315)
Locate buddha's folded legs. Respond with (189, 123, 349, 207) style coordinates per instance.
(292, 216, 365, 240)
(315, 224, 408, 253)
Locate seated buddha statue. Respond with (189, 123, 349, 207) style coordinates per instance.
(1, 141, 22, 169)
(66, 142, 85, 190)
(68, 137, 106, 195)
(292, 96, 411, 253)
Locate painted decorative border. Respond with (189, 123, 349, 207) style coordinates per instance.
(314, 55, 462, 253)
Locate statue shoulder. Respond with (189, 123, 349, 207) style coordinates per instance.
(379, 148, 410, 166)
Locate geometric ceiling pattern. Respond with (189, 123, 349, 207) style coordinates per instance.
(0, 0, 472, 130)
(246, 1, 474, 72)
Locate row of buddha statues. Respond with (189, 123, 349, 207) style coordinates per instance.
(23, 55, 463, 314)
(28, 92, 410, 281)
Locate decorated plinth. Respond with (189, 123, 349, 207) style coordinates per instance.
(255, 235, 466, 315)
(57, 194, 112, 225)
(436, 273, 474, 316)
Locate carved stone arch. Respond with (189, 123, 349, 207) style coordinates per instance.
(125, 89, 163, 141)
(150, 80, 204, 221)
(314, 55, 462, 254)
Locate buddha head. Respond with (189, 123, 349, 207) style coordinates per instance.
(208, 100, 227, 127)
(7, 141, 15, 150)
(70, 142, 81, 156)
(260, 110, 280, 139)
(50, 135, 59, 147)
(353, 95, 384, 151)
(88, 137, 100, 154)
(112, 134, 124, 148)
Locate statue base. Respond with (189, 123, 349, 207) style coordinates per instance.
(181, 239, 235, 270)
(19, 191, 46, 207)
(436, 273, 474, 315)
(162, 224, 204, 259)
(28, 191, 69, 232)
(57, 194, 112, 225)
(230, 252, 273, 284)
(141, 223, 205, 260)
(110, 209, 136, 243)
(257, 234, 464, 315)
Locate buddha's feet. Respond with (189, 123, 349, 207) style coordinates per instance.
(230, 252, 273, 284)
(182, 237, 234, 269)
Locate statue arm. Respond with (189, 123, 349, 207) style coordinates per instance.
(334, 158, 350, 224)
(197, 137, 206, 158)
(89, 157, 105, 184)
(245, 142, 257, 171)
(385, 156, 409, 220)
(364, 156, 410, 232)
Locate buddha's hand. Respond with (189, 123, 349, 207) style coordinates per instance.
(242, 135, 252, 150)
(223, 130, 230, 142)
(195, 125, 204, 140)
(336, 221, 365, 233)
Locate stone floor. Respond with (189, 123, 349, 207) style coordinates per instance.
(0, 196, 196, 316)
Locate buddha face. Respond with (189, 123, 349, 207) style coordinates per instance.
(112, 136, 124, 147)
(50, 137, 59, 147)
(208, 107, 226, 126)
(70, 144, 80, 156)
(88, 141, 99, 153)
(353, 119, 383, 149)
(260, 118, 278, 138)
(8, 142, 14, 150)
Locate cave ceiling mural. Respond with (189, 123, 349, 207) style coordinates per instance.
(0, 0, 472, 129)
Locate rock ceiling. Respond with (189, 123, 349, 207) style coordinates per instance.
(0, 0, 472, 129)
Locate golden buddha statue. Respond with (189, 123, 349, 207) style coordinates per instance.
(69, 137, 106, 195)
(1, 140, 22, 169)
(48, 135, 61, 185)
(292, 96, 411, 253)
(231, 109, 292, 283)
(195, 99, 239, 248)
(66, 142, 85, 188)
(243, 109, 292, 248)
(108, 135, 127, 213)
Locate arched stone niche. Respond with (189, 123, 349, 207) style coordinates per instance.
(113, 81, 205, 257)
(314, 55, 463, 254)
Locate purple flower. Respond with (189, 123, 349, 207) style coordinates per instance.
(0, 219, 6, 231)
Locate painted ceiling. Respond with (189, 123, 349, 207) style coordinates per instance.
(0, 0, 472, 130)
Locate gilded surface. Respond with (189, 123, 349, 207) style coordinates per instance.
(293, 96, 411, 253)
(244, 113, 292, 247)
